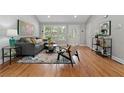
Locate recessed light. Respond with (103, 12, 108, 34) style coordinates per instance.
(74, 15, 77, 18)
(48, 15, 51, 18)
(62, 26, 65, 29)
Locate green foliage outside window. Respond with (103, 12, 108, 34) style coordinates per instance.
(43, 25, 66, 41)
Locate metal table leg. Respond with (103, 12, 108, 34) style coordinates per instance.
(10, 48, 11, 65)
(2, 48, 4, 64)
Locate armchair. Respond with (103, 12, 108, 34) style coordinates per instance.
(57, 45, 80, 67)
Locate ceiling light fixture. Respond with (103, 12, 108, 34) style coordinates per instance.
(104, 15, 108, 18)
(62, 26, 65, 29)
(74, 15, 77, 18)
(48, 15, 51, 18)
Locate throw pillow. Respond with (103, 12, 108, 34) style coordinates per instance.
(31, 38, 36, 44)
(36, 39, 43, 43)
(25, 38, 33, 43)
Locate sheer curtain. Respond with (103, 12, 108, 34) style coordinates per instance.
(67, 25, 80, 46)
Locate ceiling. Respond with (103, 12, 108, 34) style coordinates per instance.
(36, 15, 90, 23)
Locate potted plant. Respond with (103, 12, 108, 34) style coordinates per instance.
(95, 32, 99, 38)
(47, 36, 52, 45)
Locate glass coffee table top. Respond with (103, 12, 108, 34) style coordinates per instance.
(45, 44, 58, 53)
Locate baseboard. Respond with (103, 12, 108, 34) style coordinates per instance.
(112, 56, 124, 64)
(79, 44, 87, 46)
(0, 59, 2, 64)
(84, 44, 92, 48)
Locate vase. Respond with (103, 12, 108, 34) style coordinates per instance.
(9, 37, 16, 47)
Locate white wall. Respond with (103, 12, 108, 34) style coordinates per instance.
(0, 15, 40, 37)
(0, 15, 40, 64)
(80, 24, 86, 45)
(86, 15, 124, 64)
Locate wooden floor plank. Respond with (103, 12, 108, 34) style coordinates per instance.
(0, 46, 124, 77)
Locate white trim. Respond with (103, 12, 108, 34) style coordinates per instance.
(0, 59, 2, 64)
(85, 44, 92, 48)
(79, 44, 87, 46)
(112, 56, 124, 64)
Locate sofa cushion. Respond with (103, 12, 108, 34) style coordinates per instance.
(20, 37, 37, 44)
(36, 39, 43, 44)
(20, 38, 27, 42)
(20, 37, 32, 43)
(25, 38, 33, 43)
(16, 37, 44, 56)
(31, 38, 36, 44)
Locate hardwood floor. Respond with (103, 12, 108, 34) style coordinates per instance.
(0, 46, 124, 77)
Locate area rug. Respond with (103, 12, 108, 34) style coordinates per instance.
(17, 50, 75, 64)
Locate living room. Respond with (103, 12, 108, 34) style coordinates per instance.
(1, 0, 124, 93)
(0, 15, 86, 64)
(0, 15, 124, 77)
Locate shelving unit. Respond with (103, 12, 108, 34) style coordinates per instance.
(92, 35, 112, 58)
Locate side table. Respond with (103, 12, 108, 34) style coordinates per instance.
(2, 46, 22, 65)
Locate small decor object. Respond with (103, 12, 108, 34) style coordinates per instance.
(100, 21, 111, 36)
(9, 37, 16, 47)
(101, 29, 107, 35)
(7, 29, 18, 47)
(95, 32, 99, 38)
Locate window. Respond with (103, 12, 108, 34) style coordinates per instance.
(43, 25, 66, 42)
(42, 24, 81, 46)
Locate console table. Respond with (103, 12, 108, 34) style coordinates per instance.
(2, 46, 22, 65)
(92, 36, 112, 58)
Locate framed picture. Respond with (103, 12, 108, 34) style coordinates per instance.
(100, 21, 111, 36)
(17, 20, 34, 36)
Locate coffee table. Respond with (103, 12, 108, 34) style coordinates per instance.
(45, 44, 58, 53)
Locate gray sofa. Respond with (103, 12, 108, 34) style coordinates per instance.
(16, 37, 44, 57)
